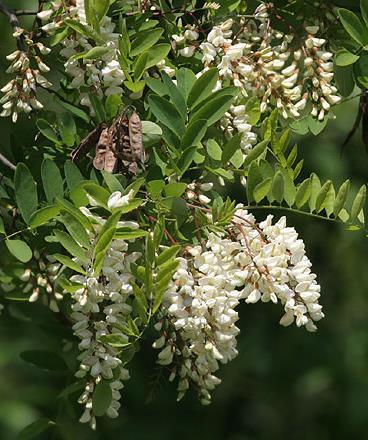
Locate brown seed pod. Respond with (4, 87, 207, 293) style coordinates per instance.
(71, 110, 145, 175)
(71, 123, 106, 162)
(129, 111, 145, 167)
(93, 126, 118, 173)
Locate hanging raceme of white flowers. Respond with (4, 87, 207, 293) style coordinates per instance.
(0, 0, 365, 435)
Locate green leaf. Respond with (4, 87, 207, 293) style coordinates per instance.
(59, 380, 86, 399)
(207, 139, 222, 161)
(287, 144, 298, 167)
(53, 253, 86, 274)
(60, 211, 91, 248)
(41, 159, 64, 203)
(146, 44, 171, 69)
(274, 129, 291, 154)
(56, 98, 90, 123)
(115, 229, 148, 240)
(243, 140, 268, 167)
(93, 212, 121, 275)
(146, 234, 155, 266)
(102, 171, 124, 193)
(148, 95, 185, 137)
(118, 18, 130, 55)
(190, 88, 237, 126)
(162, 72, 187, 120)
(254, 178, 272, 203)
(29, 205, 60, 229)
(177, 68, 197, 102)
(263, 109, 278, 141)
(315, 180, 333, 213)
(351, 184, 366, 220)
(37, 119, 59, 144)
(338, 9, 368, 47)
(105, 94, 122, 120)
(146, 77, 168, 96)
(362, 0, 368, 28)
(324, 184, 336, 217)
(147, 180, 165, 200)
(309, 173, 321, 212)
(54, 230, 88, 263)
(82, 182, 110, 208)
(222, 133, 242, 164)
(6, 239, 32, 263)
(295, 178, 311, 209)
(99, 333, 130, 348)
(56, 199, 93, 231)
(279, 168, 296, 207)
(64, 161, 84, 192)
(93, 380, 113, 417)
(117, 199, 143, 214)
(156, 245, 181, 266)
(89, 93, 106, 123)
(177, 146, 197, 175)
(164, 183, 187, 198)
(18, 419, 55, 440)
(64, 19, 105, 44)
(133, 52, 149, 80)
(181, 119, 207, 150)
(245, 97, 261, 125)
(20, 350, 67, 371)
(246, 162, 263, 203)
(0, 217, 4, 235)
(187, 68, 219, 109)
(130, 28, 164, 57)
(333, 179, 350, 217)
(272, 171, 284, 204)
(57, 113, 76, 147)
(15, 163, 38, 224)
(83, 45, 111, 60)
(335, 49, 360, 67)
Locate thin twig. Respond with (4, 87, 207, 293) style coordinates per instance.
(0, 1, 27, 51)
(0, 153, 16, 170)
(15, 10, 38, 16)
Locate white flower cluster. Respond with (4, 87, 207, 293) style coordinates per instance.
(0, 253, 62, 312)
(0, 38, 51, 122)
(171, 3, 340, 132)
(186, 181, 213, 206)
(154, 234, 243, 404)
(154, 209, 323, 402)
(68, 209, 140, 429)
(232, 208, 324, 331)
(173, 26, 199, 58)
(199, 7, 340, 120)
(40, 0, 125, 111)
(221, 103, 258, 158)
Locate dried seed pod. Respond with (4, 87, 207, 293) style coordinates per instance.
(129, 111, 145, 167)
(71, 123, 107, 162)
(93, 126, 118, 173)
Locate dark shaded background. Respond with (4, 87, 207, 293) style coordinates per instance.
(1, 1, 368, 439)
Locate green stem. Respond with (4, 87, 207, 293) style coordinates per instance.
(244, 204, 367, 232)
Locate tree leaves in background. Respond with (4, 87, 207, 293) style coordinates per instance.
(93, 381, 113, 417)
(17, 419, 55, 440)
(148, 95, 185, 137)
(6, 239, 32, 263)
(187, 68, 218, 109)
(57, 113, 77, 147)
(15, 163, 38, 224)
(41, 159, 64, 203)
(338, 8, 368, 47)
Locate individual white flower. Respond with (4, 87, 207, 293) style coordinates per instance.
(107, 190, 134, 209)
